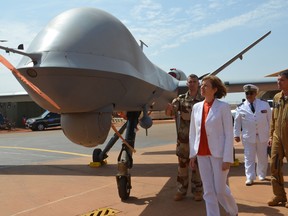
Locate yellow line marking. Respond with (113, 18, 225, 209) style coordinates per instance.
(0, 146, 90, 157)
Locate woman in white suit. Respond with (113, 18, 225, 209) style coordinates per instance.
(189, 75, 238, 216)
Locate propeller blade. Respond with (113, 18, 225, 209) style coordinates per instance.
(0, 54, 60, 110)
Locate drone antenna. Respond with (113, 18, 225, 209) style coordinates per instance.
(140, 40, 148, 51)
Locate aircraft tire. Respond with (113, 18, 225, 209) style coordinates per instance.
(92, 148, 102, 162)
(117, 175, 130, 200)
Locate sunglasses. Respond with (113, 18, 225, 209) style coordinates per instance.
(245, 91, 255, 96)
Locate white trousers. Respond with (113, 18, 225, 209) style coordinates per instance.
(197, 156, 238, 216)
(243, 135, 268, 180)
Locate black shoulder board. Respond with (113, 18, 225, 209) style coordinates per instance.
(237, 102, 244, 107)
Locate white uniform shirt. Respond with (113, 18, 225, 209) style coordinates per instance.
(234, 99, 272, 143)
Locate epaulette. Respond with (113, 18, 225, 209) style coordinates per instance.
(237, 102, 244, 108)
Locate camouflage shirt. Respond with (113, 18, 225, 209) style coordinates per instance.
(172, 91, 203, 143)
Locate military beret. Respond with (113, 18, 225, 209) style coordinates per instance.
(243, 84, 259, 92)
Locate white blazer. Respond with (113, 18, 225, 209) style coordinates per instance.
(189, 99, 234, 163)
(233, 99, 271, 143)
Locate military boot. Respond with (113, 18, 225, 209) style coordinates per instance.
(267, 196, 287, 206)
(174, 192, 186, 201)
(193, 191, 203, 201)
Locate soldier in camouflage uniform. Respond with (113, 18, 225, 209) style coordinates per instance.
(166, 74, 203, 201)
(268, 70, 288, 207)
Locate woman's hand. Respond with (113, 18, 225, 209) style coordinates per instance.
(234, 137, 240, 142)
(222, 162, 231, 171)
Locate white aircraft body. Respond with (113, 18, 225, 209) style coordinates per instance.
(0, 8, 277, 200)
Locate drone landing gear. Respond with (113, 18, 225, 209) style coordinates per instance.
(91, 121, 128, 167)
(90, 111, 140, 200)
(116, 111, 140, 200)
(116, 143, 134, 200)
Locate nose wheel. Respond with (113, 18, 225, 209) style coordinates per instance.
(92, 111, 140, 200)
(116, 174, 131, 200)
(115, 111, 140, 200)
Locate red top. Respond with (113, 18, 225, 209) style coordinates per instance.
(198, 100, 213, 156)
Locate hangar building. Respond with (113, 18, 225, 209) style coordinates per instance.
(0, 92, 44, 128)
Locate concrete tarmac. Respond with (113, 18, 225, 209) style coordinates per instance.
(1, 122, 288, 216)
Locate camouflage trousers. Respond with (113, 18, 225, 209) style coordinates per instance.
(176, 156, 203, 195)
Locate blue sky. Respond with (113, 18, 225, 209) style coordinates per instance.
(1, 0, 288, 103)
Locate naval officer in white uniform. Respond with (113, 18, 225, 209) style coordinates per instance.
(234, 84, 272, 186)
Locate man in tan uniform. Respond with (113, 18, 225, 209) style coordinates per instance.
(166, 74, 203, 201)
(268, 70, 288, 207)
